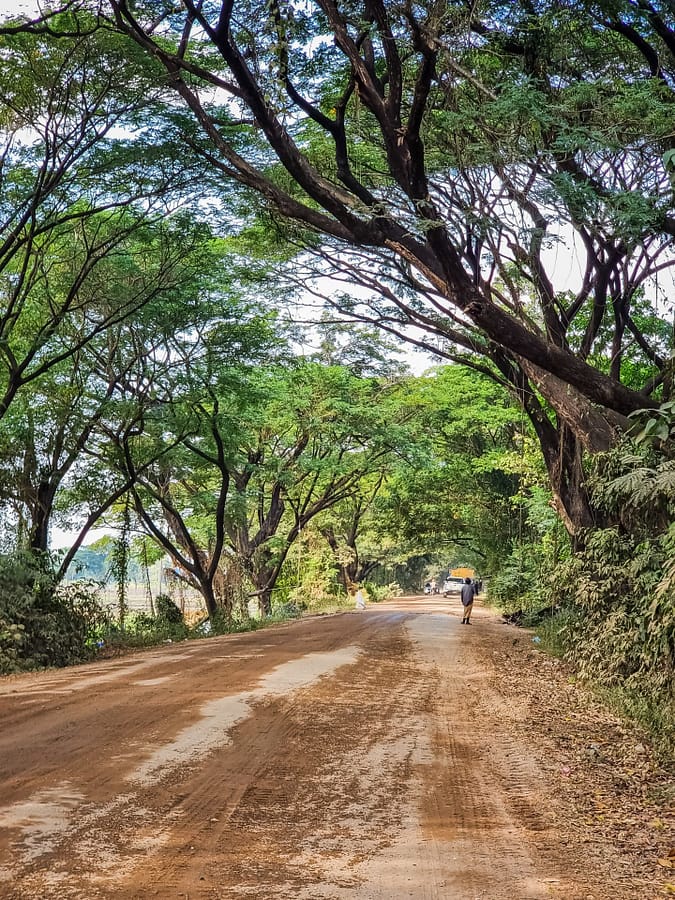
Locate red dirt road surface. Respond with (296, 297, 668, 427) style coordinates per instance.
(0, 597, 672, 899)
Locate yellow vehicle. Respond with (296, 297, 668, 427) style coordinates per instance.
(451, 567, 475, 579)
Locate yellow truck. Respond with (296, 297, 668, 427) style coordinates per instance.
(450, 567, 475, 579)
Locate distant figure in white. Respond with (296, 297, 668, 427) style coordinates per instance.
(354, 588, 366, 610)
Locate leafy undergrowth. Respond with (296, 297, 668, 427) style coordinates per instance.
(301, 595, 360, 616)
(476, 620, 675, 898)
(97, 607, 294, 657)
(534, 608, 675, 762)
(487, 586, 674, 761)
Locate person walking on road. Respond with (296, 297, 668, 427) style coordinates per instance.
(461, 578, 476, 625)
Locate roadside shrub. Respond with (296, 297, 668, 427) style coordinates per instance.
(102, 614, 187, 648)
(487, 544, 551, 615)
(0, 553, 107, 673)
(97, 595, 193, 650)
(271, 601, 303, 619)
(361, 581, 400, 602)
(537, 444, 675, 754)
(199, 609, 261, 636)
(155, 594, 184, 625)
(546, 528, 674, 697)
(538, 596, 674, 759)
(536, 606, 579, 657)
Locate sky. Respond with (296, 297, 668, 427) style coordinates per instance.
(0, 0, 41, 16)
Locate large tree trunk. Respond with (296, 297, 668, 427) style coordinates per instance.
(338, 548, 378, 590)
(258, 586, 273, 617)
(167, 554, 220, 620)
(525, 399, 612, 542)
(549, 426, 596, 541)
(249, 563, 274, 616)
(246, 547, 276, 617)
(525, 413, 597, 541)
(200, 580, 219, 620)
(28, 481, 58, 553)
(519, 361, 629, 454)
(527, 367, 627, 539)
(498, 358, 620, 539)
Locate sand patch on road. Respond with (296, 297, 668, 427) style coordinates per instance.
(131, 646, 361, 786)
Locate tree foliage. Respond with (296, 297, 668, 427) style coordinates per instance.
(57, 0, 674, 533)
(374, 366, 526, 572)
(548, 441, 675, 714)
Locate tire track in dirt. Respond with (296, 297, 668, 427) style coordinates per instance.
(69, 613, 422, 900)
(0, 616, 379, 899)
(410, 616, 556, 899)
(293, 613, 559, 900)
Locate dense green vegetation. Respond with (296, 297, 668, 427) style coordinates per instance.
(0, 2, 672, 746)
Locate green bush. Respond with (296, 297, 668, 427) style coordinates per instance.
(535, 444, 675, 755)
(98, 596, 191, 649)
(546, 528, 675, 698)
(487, 544, 550, 615)
(198, 609, 260, 635)
(537, 601, 674, 759)
(271, 601, 303, 618)
(0, 553, 108, 673)
(155, 594, 184, 625)
(361, 581, 400, 603)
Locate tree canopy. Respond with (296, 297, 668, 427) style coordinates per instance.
(26, 0, 665, 534)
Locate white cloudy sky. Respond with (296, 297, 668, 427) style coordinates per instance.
(0, 0, 41, 16)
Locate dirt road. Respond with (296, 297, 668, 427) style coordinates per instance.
(0, 598, 671, 899)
